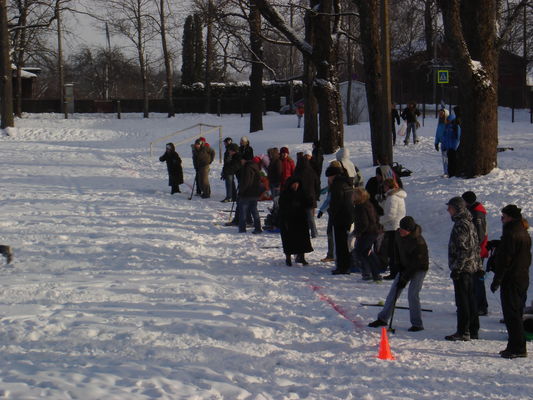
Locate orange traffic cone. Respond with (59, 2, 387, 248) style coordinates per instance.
(376, 327, 395, 360)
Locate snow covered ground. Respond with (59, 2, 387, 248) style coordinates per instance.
(0, 108, 531, 399)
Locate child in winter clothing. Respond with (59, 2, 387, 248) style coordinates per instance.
(159, 143, 183, 194)
(368, 216, 429, 331)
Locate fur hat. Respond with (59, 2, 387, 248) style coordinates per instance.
(501, 204, 522, 220)
(461, 191, 477, 205)
(446, 196, 467, 212)
(399, 216, 416, 232)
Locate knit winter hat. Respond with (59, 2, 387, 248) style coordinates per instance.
(461, 191, 477, 205)
(223, 137, 232, 144)
(399, 216, 416, 232)
(446, 196, 467, 212)
(325, 165, 343, 177)
(280, 147, 289, 154)
(303, 149, 312, 157)
(501, 204, 522, 220)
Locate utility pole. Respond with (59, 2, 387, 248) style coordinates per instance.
(0, 0, 14, 129)
(56, 1, 65, 116)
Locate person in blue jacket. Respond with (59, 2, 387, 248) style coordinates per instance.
(434, 108, 449, 176)
(435, 111, 461, 178)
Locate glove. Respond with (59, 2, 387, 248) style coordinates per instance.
(435, 143, 439, 151)
(490, 280, 500, 293)
(317, 211, 323, 219)
(450, 269, 461, 281)
(397, 277, 408, 289)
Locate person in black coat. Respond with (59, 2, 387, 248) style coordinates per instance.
(239, 136, 254, 161)
(159, 143, 183, 194)
(327, 165, 354, 275)
(353, 188, 382, 281)
(221, 142, 240, 202)
(279, 176, 313, 266)
(294, 155, 321, 239)
(490, 205, 532, 359)
(311, 141, 324, 178)
(237, 159, 263, 234)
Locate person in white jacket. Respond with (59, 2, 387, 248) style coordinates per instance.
(379, 178, 407, 280)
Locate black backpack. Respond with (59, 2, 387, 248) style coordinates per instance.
(392, 162, 412, 177)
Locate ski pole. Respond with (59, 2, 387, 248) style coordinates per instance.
(188, 175, 196, 200)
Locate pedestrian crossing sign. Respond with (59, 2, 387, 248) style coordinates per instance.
(438, 70, 449, 84)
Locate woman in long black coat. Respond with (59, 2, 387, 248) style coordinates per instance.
(159, 142, 184, 194)
(279, 176, 313, 266)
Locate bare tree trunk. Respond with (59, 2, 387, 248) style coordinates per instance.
(438, 0, 498, 177)
(0, 0, 14, 129)
(303, 6, 318, 142)
(15, 6, 27, 118)
(159, 0, 174, 117)
(354, 0, 387, 165)
(424, 0, 434, 59)
(248, 0, 263, 132)
(135, 6, 149, 119)
(380, 0, 393, 165)
(56, 1, 64, 115)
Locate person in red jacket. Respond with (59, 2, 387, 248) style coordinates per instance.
(279, 147, 295, 190)
(462, 191, 489, 316)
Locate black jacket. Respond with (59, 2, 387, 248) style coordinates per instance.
(159, 144, 183, 185)
(238, 161, 262, 198)
(293, 158, 320, 208)
(493, 219, 532, 287)
(240, 144, 254, 161)
(329, 175, 354, 228)
(353, 200, 380, 238)
(395, 225, 429, 283)
(222, 152, 242, 177)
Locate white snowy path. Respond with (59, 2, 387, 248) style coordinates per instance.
(0, 111, 531, 399)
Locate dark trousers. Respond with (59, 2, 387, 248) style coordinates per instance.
(382, 230, 398, 277)
(333, 225, 350, 273)
(447, 149, 457, 177)
(473, 273, 488, 313)
(238, 197, 261, 232)
(453, 272, 479, 336)
(355, 233, 381, 280)
(224, 174, 236, 201)
(501, 280, 528, 353)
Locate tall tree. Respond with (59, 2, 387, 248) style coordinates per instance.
(0, 0, 14, 128)
(155, 0, 174, 117)
(181, 15, 195, 85)
(255, 0, 344, 153)
(437, 0, 528, 177)
(248, 0, 263, 132)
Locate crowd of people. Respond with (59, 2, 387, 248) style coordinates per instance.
(157, 130, 531, 359)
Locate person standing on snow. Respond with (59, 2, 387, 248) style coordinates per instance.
(462, 191, 489, 316)
(335, 147, 363, 188)
(434, 108, 450, 176)
(490, 205, 531, 359)
(327, 164, 354, 275)
(221, 138, 238, 202)
(379, 178, 407, 280)
(239, 136, 254, 161)
(368, 216, 429, 331)
(401, 102, 421, 145)
(192, 138, 215, 199)
(296, 104, 304, 128)
(437, 112, 461, 178)
(279, 176, 313, 266)
(237, 158, 263, 234)
(294, 151, 321, 239)
(391, 103, 401, 146)
(159, 143, 183, 194)
(279, 147, 295, 190)
(445, 196, 482, 341)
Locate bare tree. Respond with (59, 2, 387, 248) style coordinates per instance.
(255, 0, 344, 153)
(154, 0, 175, 117)
(437, 0, 528, 177)
(96, 0, 158, 118)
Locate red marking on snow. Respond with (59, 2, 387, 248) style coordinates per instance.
(308, 282, 365, 329)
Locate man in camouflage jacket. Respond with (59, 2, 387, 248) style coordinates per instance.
(445, 196, 482, 341)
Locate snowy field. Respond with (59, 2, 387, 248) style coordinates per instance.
(0, 108, 532, 399)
